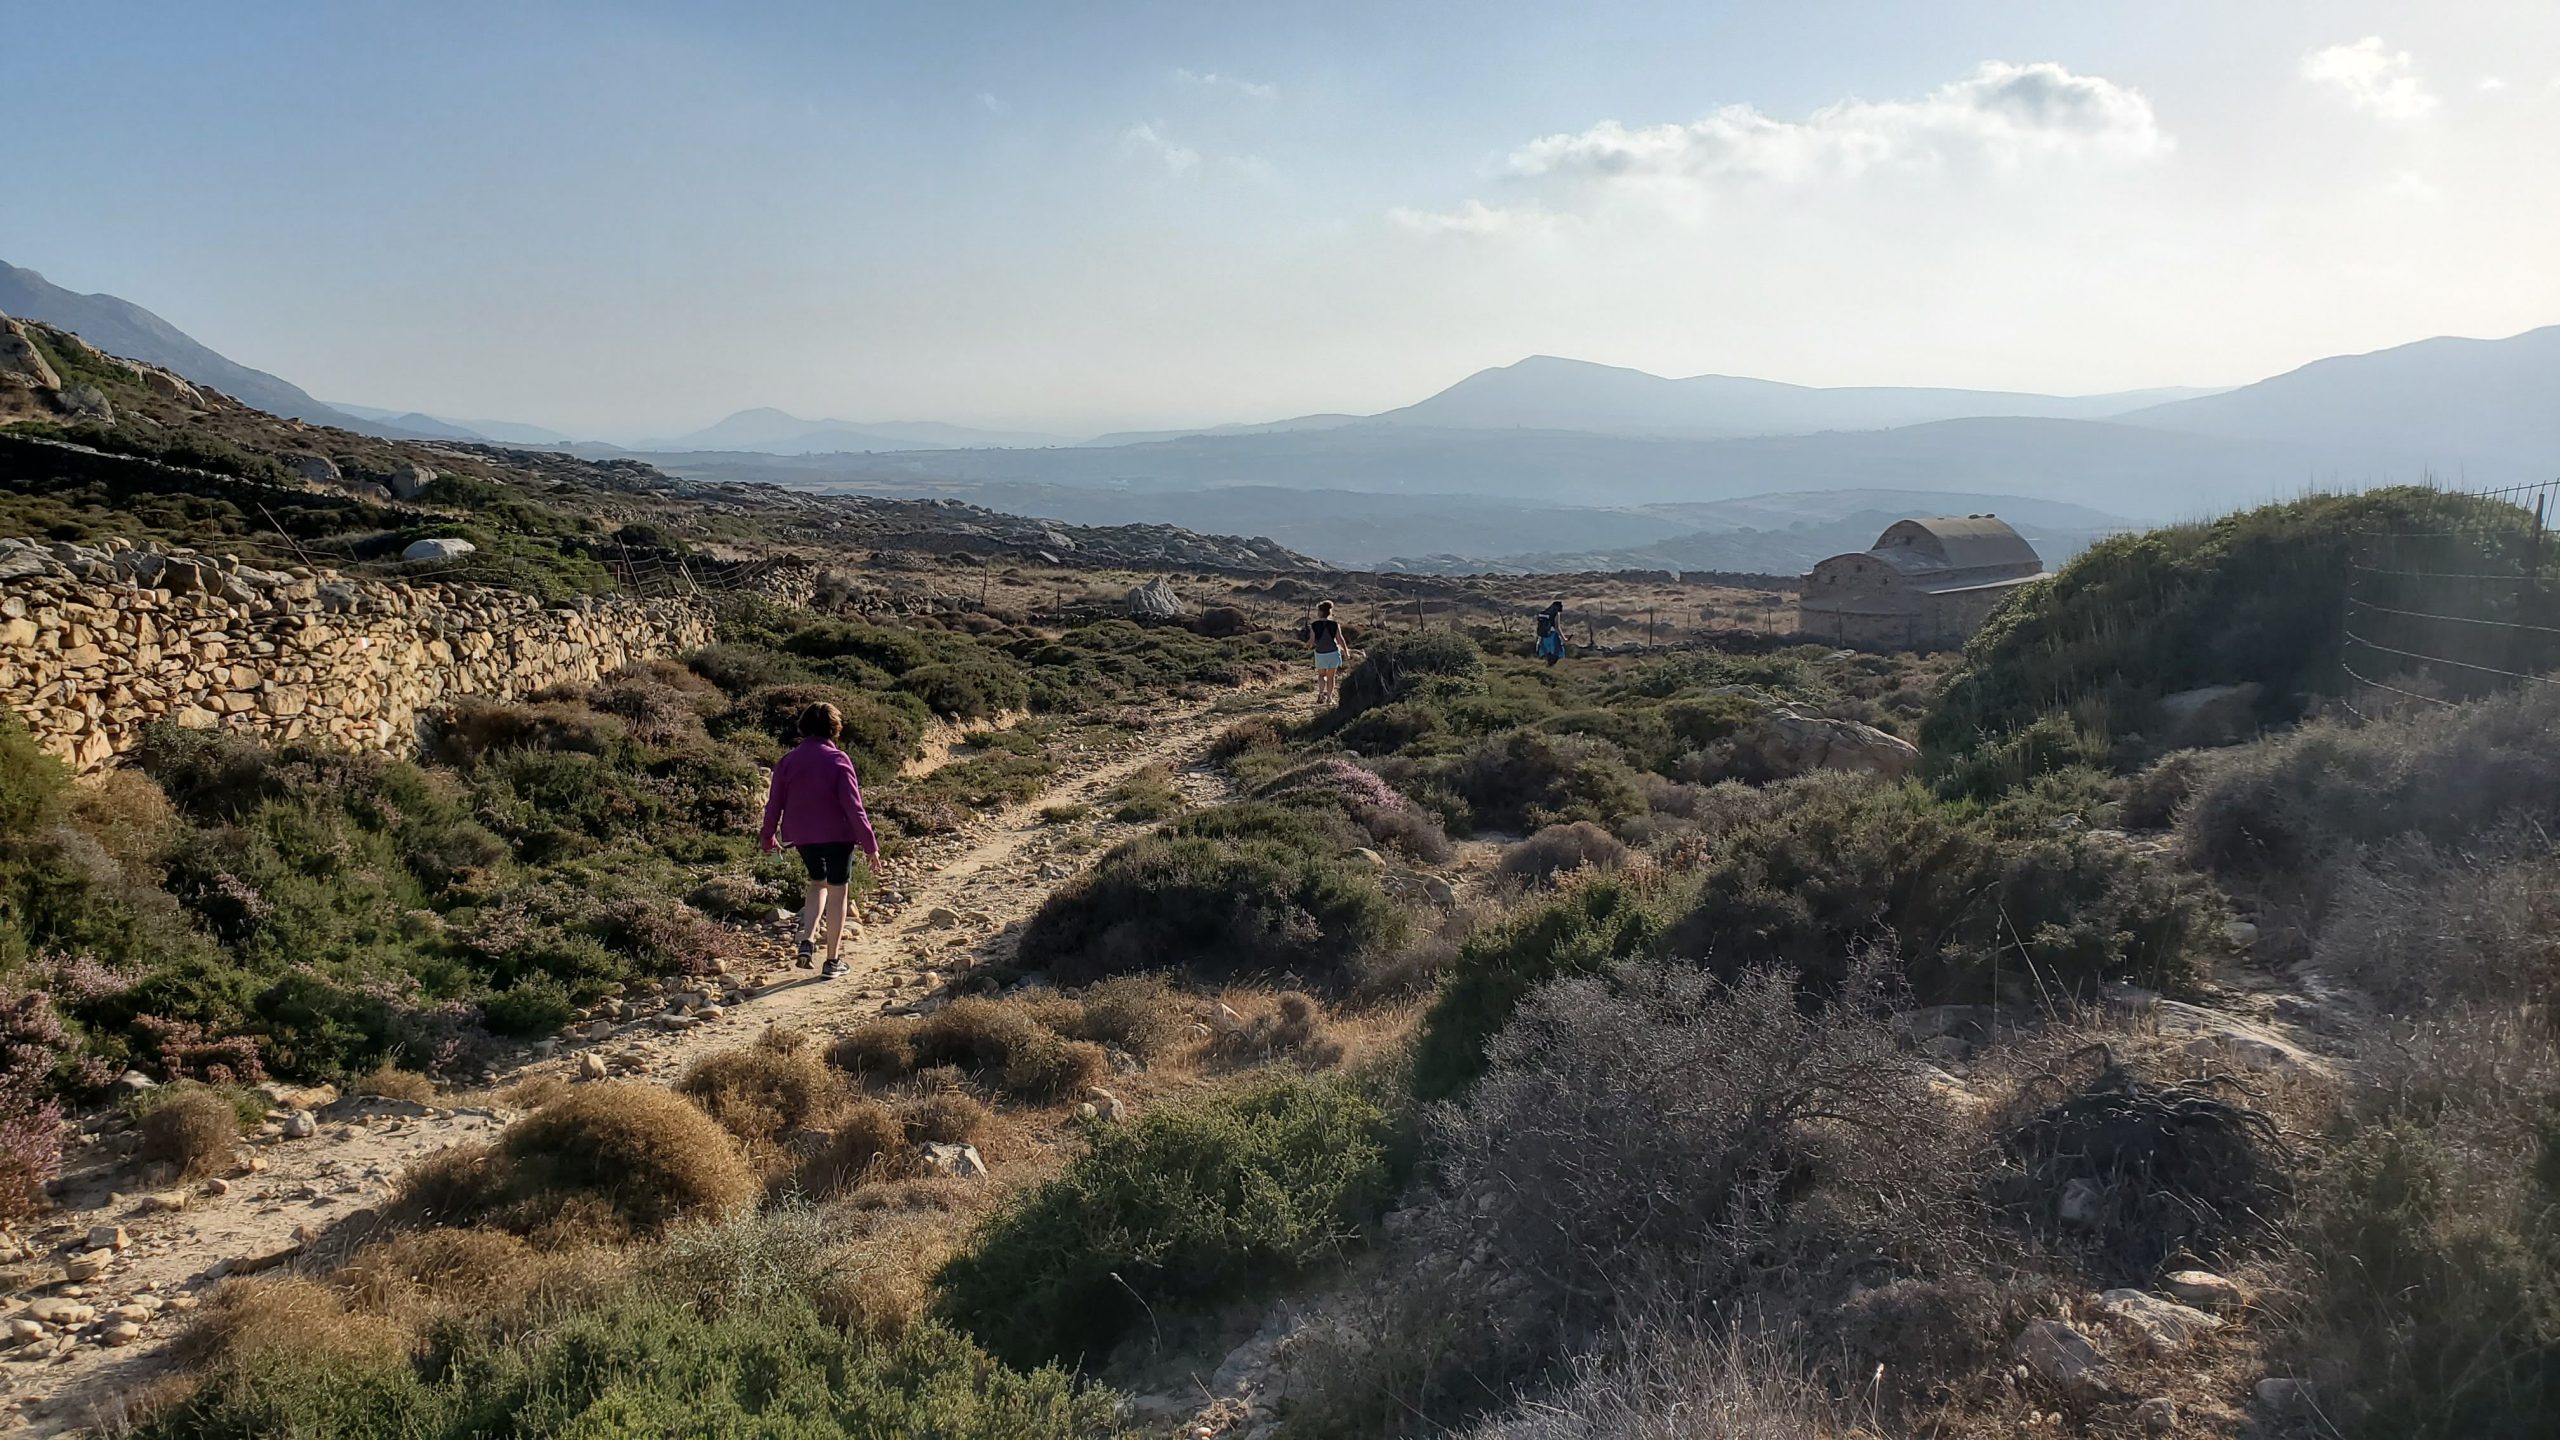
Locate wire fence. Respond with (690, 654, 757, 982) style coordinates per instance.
(2338, 476, 2560, 720)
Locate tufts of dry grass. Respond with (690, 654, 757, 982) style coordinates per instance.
(1208, 991, 1344, 1069)
(678, 1033, 846, 1162)
(1064, 974, 1195, 1062)
(397, 1083, 757, 1241)
(827, 1018, 920, 1081)
(137, 1087, 242, 1180)
(349, 1065, 436, 1104)
(796, 1098, 911, 1198)
(901, 1091, 992, 1146)
(175, 1276, 409, 1373)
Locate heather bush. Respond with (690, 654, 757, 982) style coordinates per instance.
(1445, 730, 1647, 835)
(938, 1077, 1391, 1369)
(1250, 758, 1454, 861)
(0, 990, 66, 1221)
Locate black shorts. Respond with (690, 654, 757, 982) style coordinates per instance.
(795, 842, 857, 885)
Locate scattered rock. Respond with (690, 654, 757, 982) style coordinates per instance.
(138, 1190, 192, 1215)
(84, 1225, 127, 1253)
(4, 1319, 43, 1346)
(61, 1250, 114, 1283)
(385, 461, 437, 501)
(2163, 1269, 2245, 1312)
(578, 1051, 609, 1081)
(2135, 1396, 2178, 1434)
(2057, 1177, 2104, 1227)
(2011, 1319, 2105, 1392)
(924, 906, 959, 929)
(2224, 919, 2260, 950)
(113, 1070, 157, 1096)
(280, 1110, 318, 1139)
(1735, 705, 1921, 781)
(259, 1081, 340, 1111)
(2097, 1289, 2223, 1354)
(920, 1142, 989, 1179)
(23, 1300, 90, 1327)
(99, 1320, 142, 1347)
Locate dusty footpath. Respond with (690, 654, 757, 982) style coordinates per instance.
(0, 682, 1304, 1435)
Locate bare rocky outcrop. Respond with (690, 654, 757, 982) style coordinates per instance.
(0, 536, 712, 771)
(1124, 576, 1188, 618)
(1734, 705, 1921, 780)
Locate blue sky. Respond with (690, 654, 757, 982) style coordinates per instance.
(11, 1, 2559, 436)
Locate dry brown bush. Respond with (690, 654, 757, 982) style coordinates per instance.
(330, 1228, 546, 1321)
(1065, 975, 1193, 1062)
(797, 1099, 910, 1197)
(137, 1088, 241, 1180)
(901, 1091, 992, 1145)
(495, 1074, 571, 1111)
(1208, 992, 1343, 1069)
(176, 1276, 408, 1373)
(678, 1040, 845, 1156)
(819, 1264, 929, 1341)
(411, 1083, 758, 1239)
(349, 1065, 435, 1104)
(827, 1018, 920, 1081)
(64, 767, 177, 875)
(392, 1142, 500, 1224)
(1000, 1034, 1107, 1101)
(911, 998, 1041, 1073)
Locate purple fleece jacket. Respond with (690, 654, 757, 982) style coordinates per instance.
(759, 738, 879, 856)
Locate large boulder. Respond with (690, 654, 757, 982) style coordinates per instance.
(1125, 576, 1188, 619)
(1735, 706, 1920, 780)
(2153, 683, 2263, 748)
(287, 454, 343, 487)
(386, 461, 437, 501)
(401, 537, 477, 562)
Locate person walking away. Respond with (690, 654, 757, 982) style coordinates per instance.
(1309, 601, 1347, 705)
(758, 702, 880, 981)
(1536, 600, 1567, 666)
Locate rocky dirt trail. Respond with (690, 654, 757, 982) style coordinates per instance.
(0, 680, 1312, 1436)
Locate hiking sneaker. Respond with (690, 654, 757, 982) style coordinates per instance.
(794, 940, 816, 969)
(821, 959, 848, 980)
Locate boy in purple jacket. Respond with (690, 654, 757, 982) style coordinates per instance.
(758, 702, 881, 980)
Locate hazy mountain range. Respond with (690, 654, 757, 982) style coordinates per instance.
(5, 255, 2553, 571)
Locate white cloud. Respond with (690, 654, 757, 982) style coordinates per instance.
(977, 91, 1009, 116)
(2302, 37, 2439, 119)
(1387, 199, 1570, 238)
(1173, 68, 1277, 100)
(1120, 122, 1200, 176)
(2477, 76, 2509, 93)
(1398, 60, 2165, 231)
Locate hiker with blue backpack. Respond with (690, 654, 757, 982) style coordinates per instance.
(1536, 600, 1567, 665)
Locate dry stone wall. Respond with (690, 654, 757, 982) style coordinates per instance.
(0, 536, 713, 771)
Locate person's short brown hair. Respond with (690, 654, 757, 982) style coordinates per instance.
(1317, 600, 1334, 615)
(797, 702, 843, 739)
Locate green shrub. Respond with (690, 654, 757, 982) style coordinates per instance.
(1412, 872, 1690, 1101)
(1018, 814, 1410, 989)
(2301, 1100, 2560, 1438)
(937, 1077, 1391, 1369)
(1670, 776, 2219, 1005)
(1446, 730, 1647, 835)
(896, 660, 1030, 720)
(2179, 685, 2560, 893)
(1337, 633, 1485, 717)
(138, 1297, 1122, 1440)
(1926, 488, 2547, 791)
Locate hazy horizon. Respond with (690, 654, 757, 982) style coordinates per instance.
(13, 1, 2559, 437)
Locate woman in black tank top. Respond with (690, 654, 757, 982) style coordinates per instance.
(1310, 601, 1345, 705)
